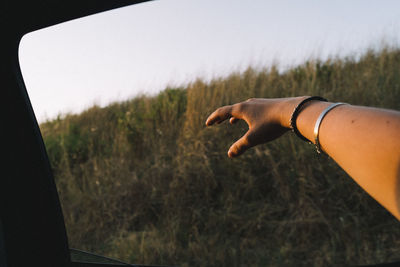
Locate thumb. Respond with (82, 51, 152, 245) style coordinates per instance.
(228, 130, 254, 158)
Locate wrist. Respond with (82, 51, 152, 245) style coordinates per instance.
(277, 96, 310, 129)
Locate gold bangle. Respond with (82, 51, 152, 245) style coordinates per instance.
(313, 103, 347, 154)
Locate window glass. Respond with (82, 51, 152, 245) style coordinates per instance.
(70, 249, 129, 265)
(19, 0, 400, 266)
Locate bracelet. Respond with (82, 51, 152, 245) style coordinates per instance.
(290, 96, 327, 143)
(314, 102, 347, 154)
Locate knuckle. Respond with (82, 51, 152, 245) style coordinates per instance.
(215, 107, 225, 116)
(235, 102, 247, 113)
(233, 144, 241, 154)
(220, 105, 231, 115)
(242, 137, 250, 148)
(215, 107, 223, 113)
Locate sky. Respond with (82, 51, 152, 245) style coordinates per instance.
(19, 0, 400, 122)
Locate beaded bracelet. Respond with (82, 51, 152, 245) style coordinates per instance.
(290, 96, 327, 143)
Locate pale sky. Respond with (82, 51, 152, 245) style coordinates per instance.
(19, 0, 400, 122)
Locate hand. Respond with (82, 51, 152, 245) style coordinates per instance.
(205, 98, 296, 157)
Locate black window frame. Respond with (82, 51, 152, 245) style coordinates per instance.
(0, 1, 166, 266)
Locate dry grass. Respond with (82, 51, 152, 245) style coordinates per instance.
(41, 48, 400, 266)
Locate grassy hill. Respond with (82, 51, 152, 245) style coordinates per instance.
(41, 48, 400, 266)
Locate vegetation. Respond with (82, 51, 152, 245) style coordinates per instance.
(41, 48, 400, 266)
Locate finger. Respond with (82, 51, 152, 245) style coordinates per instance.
(205, 106, 232, 126)
(229, 117, 239, 124)
(228, 130, 254, 158)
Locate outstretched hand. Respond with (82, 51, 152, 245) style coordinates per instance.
(205, 98, 292, 157)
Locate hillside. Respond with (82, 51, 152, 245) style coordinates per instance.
(41, 48, 400, 266)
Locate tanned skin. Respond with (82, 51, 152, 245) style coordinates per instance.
(205, 97, 400, 220)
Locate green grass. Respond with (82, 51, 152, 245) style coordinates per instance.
(41, 47, 400, 266)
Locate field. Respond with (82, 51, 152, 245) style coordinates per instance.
(40, 47, 400, 266)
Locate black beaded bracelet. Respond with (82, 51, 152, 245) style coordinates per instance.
(290, 96, 327, 143)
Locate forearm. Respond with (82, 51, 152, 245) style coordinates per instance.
(206, 96, 400, 219)
(285, 99, 400, 219)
